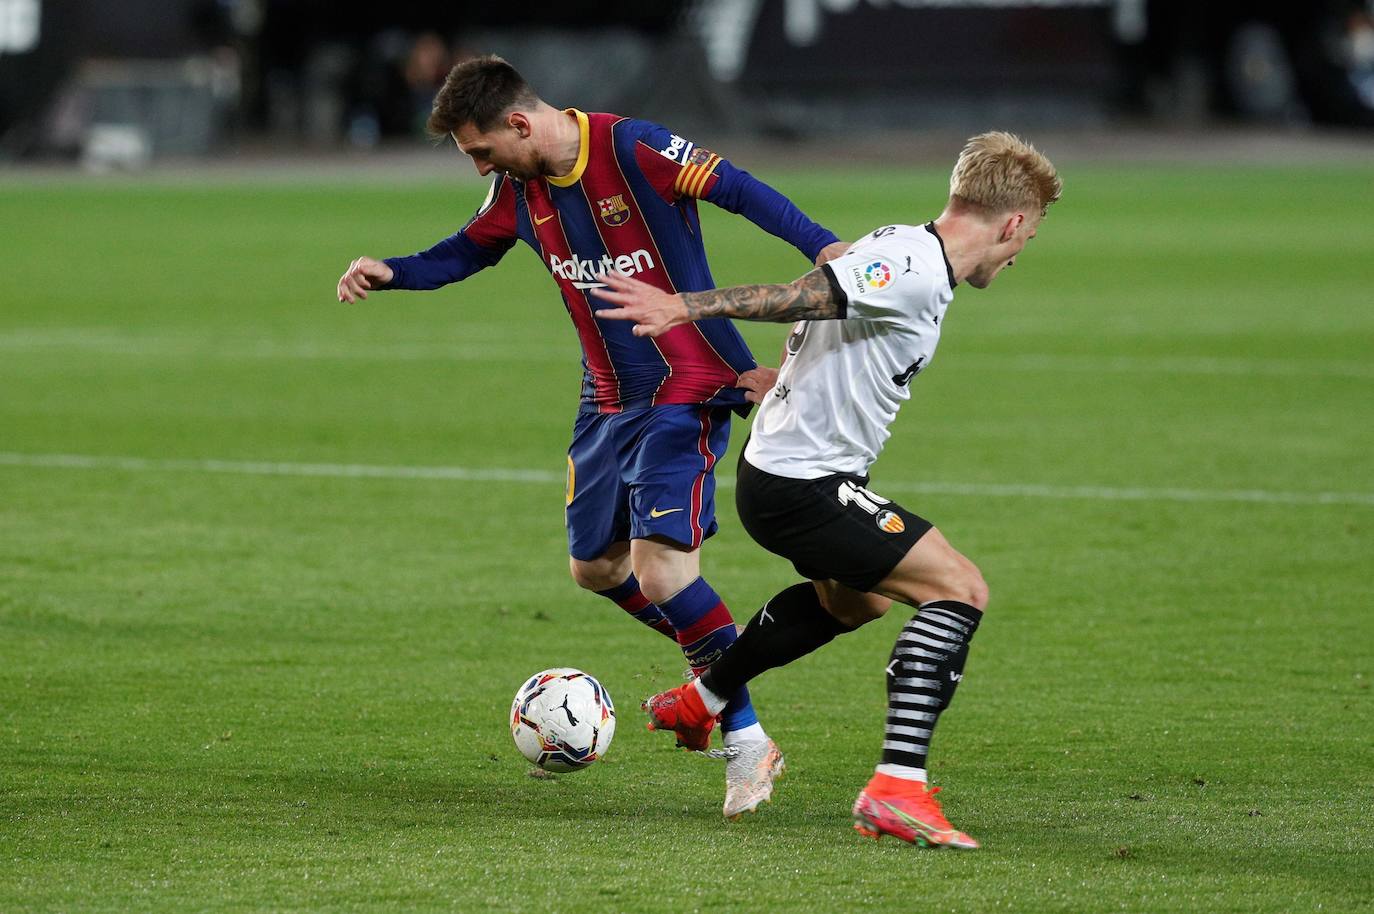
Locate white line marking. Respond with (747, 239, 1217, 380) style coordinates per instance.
(954, 353, 1374, 381)
(0, 452, 558, 484)
(2, 452, 1372, 508)
(871, 478, 1374, 508)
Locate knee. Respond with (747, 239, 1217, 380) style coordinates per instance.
(568, 556, 622, 593)
(633, 564, 681, 606)
(967, 571, 989, 612)
(884, 560, 989, 612)
(957, 563, 990, 612)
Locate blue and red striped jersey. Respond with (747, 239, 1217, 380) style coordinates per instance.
(383, 109, 839, 414)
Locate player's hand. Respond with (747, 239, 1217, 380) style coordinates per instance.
(814, 241, 850, 267)
(737, 366, 779, 404)
(337, 256, 394, 303)
(592, 271, 688, 337)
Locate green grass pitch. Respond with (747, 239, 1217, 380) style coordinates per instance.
(2, 162, 1372, 912)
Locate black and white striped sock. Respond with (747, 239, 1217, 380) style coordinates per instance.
(880, 600, 983, 774)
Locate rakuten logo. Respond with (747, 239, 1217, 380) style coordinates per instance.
(549, 249, 656, 289)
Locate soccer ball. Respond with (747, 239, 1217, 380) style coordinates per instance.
(510, 668, 616, 772)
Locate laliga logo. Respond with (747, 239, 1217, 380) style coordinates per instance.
(850, 258, 893, 294)
(549, 249, 656, 290)
(863, 260, 893, 289)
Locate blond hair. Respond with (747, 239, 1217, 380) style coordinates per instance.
(949, 132, 1061, 217)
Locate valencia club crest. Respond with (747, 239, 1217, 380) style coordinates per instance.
(598, 194, 631, 227)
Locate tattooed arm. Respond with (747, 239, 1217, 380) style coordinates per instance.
(594, 268, 843, 338)
(681, 269, 842, 323)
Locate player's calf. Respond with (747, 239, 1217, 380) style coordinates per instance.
(813, 580, 892, 627)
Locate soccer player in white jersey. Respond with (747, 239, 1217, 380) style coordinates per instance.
(594, 132, 1061, 846)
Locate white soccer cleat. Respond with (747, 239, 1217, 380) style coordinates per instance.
(723, 738, 785, 820)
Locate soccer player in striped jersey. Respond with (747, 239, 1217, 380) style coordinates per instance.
(595, 133, 1062, 847)
(335, 55, 847, 818)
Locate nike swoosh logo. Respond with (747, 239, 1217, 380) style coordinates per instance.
(648, 507, 684, 518)
(534, 213, 556, 225)
(879, 801, 946, 840)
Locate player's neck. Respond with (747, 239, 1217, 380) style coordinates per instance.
(540, 106, 583, 178)
(931, 211, 990, 286)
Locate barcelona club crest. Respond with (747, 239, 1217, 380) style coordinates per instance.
(598, 194, 631, 227)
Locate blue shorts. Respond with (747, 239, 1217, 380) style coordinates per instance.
(565, 405, 733, 561)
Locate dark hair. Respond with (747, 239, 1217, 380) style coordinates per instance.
(426, 55, 541, 137)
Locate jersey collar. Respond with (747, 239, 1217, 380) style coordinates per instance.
(547, 109, 589, 187)
(924, 222, 958, 288)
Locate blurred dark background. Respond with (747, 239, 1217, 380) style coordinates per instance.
(1, 0, 1371, 166)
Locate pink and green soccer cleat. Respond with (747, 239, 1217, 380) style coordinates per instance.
(852, 776, 980, 849)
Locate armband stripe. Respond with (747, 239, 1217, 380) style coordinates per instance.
(686, 155, 720, 198)
(701, 155, 723, 195)
(685, 157, 705, 197)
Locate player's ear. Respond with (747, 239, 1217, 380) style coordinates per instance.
(999, 213, 1024, 244)
(508, 112, 532, 138)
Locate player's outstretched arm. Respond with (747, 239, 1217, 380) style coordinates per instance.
(595, 268, 843, 337)
(337, 257, 395, 303)
(814, 241, 850, 267)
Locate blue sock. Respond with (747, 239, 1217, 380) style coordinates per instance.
(658, 577, 759, 732)
(596, 575, 676, 641)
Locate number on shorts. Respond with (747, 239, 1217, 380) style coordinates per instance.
(836, 480, 890, 515)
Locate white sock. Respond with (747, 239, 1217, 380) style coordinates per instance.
(691, 678, 729, 716)
(723, 722, 766, 746)
(874, 763, 927, 783)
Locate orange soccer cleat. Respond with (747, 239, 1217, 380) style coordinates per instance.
(641, 682, 716, 752)
(851, 774, 980, 849)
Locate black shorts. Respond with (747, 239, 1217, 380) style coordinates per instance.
(735, 454, 933, 593)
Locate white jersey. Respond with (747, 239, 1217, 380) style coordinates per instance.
(744, 223, 956, 479)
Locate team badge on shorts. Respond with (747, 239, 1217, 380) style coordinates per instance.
(598, 194, 631, 226)
(876, 510, 906, 534)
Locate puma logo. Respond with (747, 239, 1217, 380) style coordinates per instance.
(558, 695, 579, 726)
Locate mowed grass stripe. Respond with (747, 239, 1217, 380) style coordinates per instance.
(2, 329, 1371, 379)
(4, 451, 1372, 508)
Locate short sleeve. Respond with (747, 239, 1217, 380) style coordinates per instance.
(630, 120, 723, 203)
(822, 242, 931, 326)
